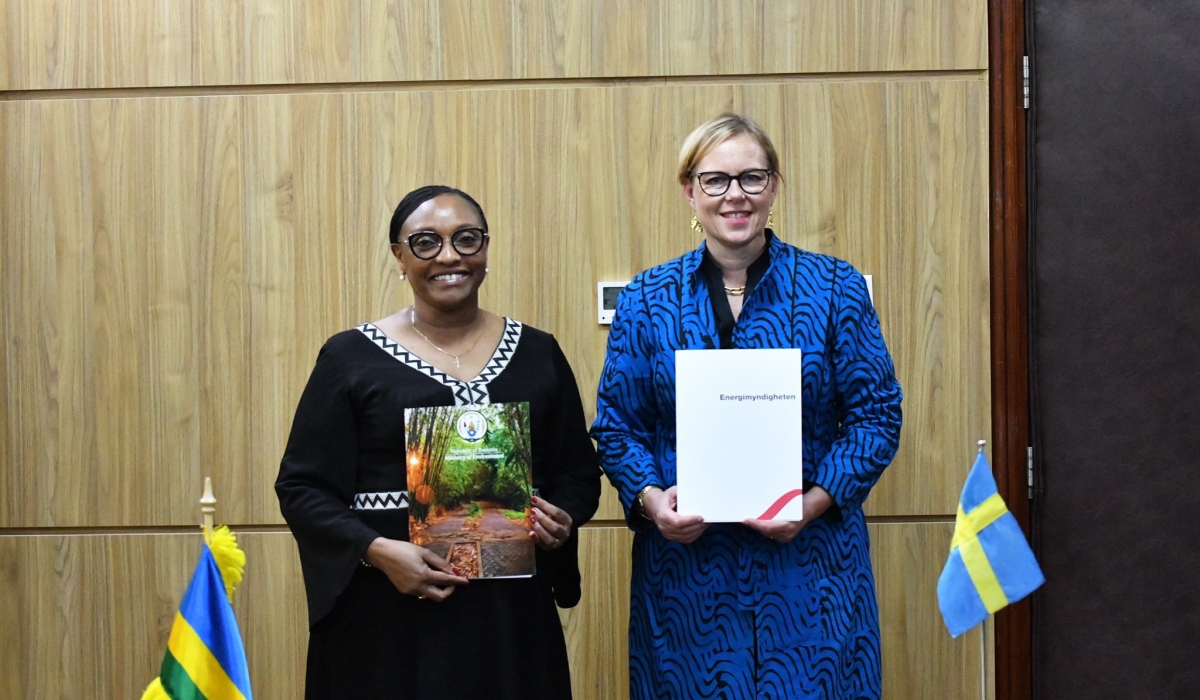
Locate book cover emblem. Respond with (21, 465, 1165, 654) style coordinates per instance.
(405, 402, 535, 578)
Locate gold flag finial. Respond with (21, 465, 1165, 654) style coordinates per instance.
(200, 477, 217, 543)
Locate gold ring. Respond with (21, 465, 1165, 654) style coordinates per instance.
(418, 595, 426, 600)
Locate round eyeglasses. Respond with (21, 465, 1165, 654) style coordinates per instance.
(695, 169, 773, 197)
(403, 228, 489, 260)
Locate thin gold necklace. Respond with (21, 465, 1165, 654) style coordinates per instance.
(410, 308, 485, 369)
(724, 285, 746, 296)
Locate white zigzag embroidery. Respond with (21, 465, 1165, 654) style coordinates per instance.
(468, 318, 521, 402)
(353, 491, 409, 510)
(356, 319, 523, 406)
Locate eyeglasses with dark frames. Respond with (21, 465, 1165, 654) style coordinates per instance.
(403, 228, 489, 260)
(695, 169, 773, 197)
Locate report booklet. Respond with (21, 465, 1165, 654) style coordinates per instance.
(675, 348, 805, 522)
(405, 402, 535, 578)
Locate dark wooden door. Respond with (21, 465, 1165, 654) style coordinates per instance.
(1030, 2, 1200, 698)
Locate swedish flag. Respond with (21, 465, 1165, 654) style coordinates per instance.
(938, 449, 1044, 637)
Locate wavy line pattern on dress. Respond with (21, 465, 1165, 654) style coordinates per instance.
(592, 236, 902, 699)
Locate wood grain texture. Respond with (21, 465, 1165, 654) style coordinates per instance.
(0, 0, 987, 90)
(1, 78, 987, 527)
(833, 79, 994, 516)
(0, 523, 977, 699)
(0, 531, 307, 700)
(873, 522, 987, 700)
(1, 2, 994, 697)
(987, 2, 1032, 697)
(0, 78, 987, 527)
(559, 526, 635, 700)
(235, 532, 310, 700)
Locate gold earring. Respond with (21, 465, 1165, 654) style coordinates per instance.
(767, 210, 776, 229)
(691, 215, 703, 235)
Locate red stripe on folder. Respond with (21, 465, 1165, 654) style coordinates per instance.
(757, 489, 804, 520)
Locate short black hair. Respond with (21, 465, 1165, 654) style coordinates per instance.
(388, 186, 489, 246)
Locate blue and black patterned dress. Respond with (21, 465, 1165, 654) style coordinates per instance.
(591, 233, 903, 700)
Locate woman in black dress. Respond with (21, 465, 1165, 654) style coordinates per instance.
(276, 186, 602, 699)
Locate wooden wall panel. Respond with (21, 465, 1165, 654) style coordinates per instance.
(874, 522, 987, 700)
(560, 526, 635, 700)
(0, 0, 987, 91)
(833, 79, 993, 515)
(236, 533, 310, 700)
(0, 78, 987, 527)
(2, 1, 993, 696)
(0, 523, 973, 699)
(100, 0, 195, 88)
(0, 532, 307, 700)
(0, 1, 98, 90)
(197, 97, 252, 521)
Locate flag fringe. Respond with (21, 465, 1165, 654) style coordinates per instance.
(140, 677, 170, 700)
(209, 524, 246, 600)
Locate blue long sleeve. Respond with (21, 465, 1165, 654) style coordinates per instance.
(810, 262, 903, 513)
(591, 275, 663, 523)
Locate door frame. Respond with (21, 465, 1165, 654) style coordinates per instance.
(988, 0, 1032, 698)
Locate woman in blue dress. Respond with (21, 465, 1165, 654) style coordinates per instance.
(591, 114, 903, 699)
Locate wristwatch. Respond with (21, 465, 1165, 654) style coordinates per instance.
(635, 485, 662, 517)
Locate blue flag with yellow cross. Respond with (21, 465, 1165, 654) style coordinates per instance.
(938, 449, 1044, 637)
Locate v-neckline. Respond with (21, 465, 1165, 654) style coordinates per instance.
(356, 318, 523, 406)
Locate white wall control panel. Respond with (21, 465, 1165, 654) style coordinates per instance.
(597, 281, 630, 325)
(864, 274, 874, 304)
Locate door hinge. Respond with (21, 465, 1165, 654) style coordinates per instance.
(1023, 55, 1031, 109)
(1026, 446, 1034, 499)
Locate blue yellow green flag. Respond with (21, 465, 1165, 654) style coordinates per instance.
(142, 527, 252, 700)
(938, 450, 1044, 637)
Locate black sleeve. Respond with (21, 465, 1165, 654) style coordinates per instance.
(275, 340, 380, 626)
(540, 337, 603, 608)
(543, 338, 603, 527)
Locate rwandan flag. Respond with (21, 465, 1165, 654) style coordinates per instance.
(938, 449, 1045, 637)
(148, 541, 253, 700)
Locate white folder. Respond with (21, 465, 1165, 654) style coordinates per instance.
(675, 348, 805, 522)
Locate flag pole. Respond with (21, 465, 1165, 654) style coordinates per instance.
(200, 477, 216, 544)
(978, 438, 986, 454)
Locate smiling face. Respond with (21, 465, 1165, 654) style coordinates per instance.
(390, 193, 490, 313)
(683, 133, 779, 253)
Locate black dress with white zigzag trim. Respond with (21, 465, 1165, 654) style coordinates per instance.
(275, 318, 601, 700)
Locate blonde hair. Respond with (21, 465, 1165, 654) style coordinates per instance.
(676, 113, 782, 186)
